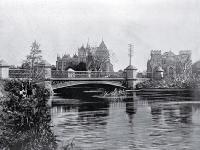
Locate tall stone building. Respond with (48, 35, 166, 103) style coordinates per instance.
(77, 40, 113, 71)
(56, 40, 113, 72)
(93, 40, 113, 72)
(78, 45, 87, 63)
(147, 50, 192, 79)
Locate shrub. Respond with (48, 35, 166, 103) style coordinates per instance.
(136, 74, 200, 89)
(0, 79, 57, 150)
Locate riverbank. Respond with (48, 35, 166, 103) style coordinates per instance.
(137, 88, 190, 92)
(136, 75, 200, 89)
(0, 79, 57, 150)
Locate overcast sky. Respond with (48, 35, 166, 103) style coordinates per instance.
(0, 0, 200, 71)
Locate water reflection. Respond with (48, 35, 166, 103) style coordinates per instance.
(126, 101, 137, 123)
(51, 90, 200, 150)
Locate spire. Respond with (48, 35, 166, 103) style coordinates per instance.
(99, 39, 107, 50)
(80, 44, 85, 49)
(86, 38, 90, 49)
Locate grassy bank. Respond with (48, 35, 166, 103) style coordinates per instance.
(136, 75, 200, 89)
(0, 79, 57, 150)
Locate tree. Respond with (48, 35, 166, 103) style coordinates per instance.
(21, 60, 31, 69)
(75, 62, 87, 71)
(27, 40, 42, 68)
(23, 41, 43, 78)
(88, 53, 110, 71)
(176, 55, 192, 76)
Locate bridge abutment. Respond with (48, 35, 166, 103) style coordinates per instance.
(0, 60, 9, 79)
(124, 65, 137, 89)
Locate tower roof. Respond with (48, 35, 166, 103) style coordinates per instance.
(86, 38, 90, 49)
(98, 40, 107, 51)
(79, 44, 85, 51)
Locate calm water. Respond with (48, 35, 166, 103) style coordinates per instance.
(50, 90, 200, 150)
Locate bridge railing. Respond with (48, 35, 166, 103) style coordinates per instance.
(9, 69, 31, 78)
(8, 69, 127, 79)
(51, 70, 126, 79)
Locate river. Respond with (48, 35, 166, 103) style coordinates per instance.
(50, 89, 200, 150)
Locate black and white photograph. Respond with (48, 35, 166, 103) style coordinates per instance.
(0, 0, 200, 149)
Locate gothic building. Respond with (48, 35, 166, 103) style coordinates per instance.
(56, 54, 79, 70)
(147, 50, 192, 79)
(56, 40, 113, 72)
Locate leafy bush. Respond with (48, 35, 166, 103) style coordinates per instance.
(0, 79, 57, 150)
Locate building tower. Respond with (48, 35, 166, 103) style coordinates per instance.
(78, 45, 87, 63)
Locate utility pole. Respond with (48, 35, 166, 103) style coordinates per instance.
(128, 44, 134, 66)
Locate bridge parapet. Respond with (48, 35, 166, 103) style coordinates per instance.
(7, 69, 126, 80)
(51, 70, 126, 79)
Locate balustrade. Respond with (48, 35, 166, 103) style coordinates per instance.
(51, 70, 126, 79)
(8, 69, 126, 79)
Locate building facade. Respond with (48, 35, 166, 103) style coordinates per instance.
(147, 50, 192, 79)
(56, 54, 79, 71)
(56, 40, 113, 72)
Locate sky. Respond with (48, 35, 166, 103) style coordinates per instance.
(0, 0, 200, 71)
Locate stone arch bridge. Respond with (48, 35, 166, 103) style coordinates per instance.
(2, 65, 149, 91)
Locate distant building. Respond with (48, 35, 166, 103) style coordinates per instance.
(147, 50, 192, 79)
(56, 54, 79, 70)
(56, 40, 113, 72)
(78, 45, 87, 63)
(93, 40, 113, 72)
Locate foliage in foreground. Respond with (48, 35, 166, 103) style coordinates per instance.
(0, 79, 57, 150)
(136, 74, 200, 89)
